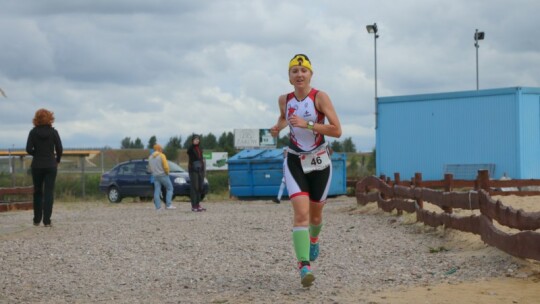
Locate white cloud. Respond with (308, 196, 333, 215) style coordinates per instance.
(1, 0, 540, 152)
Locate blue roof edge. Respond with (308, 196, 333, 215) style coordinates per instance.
(378, 87, 540, 104)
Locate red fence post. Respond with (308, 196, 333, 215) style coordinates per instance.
(394, 173, 403, 215)
(443, 173, 454, 214)
(379, 175, 387, 199)
(414, 172, 424, 209)
(478, 170, 491, 193)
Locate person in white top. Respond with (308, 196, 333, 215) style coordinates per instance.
(270, 54, 342, 287)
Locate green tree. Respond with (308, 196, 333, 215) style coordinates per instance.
(147, 135, 157, 149)
(133, 138, 144, 149)
(366, 147, 376, 174)
(120, 137, 131, 149)
(342, 137, 356, 153)
(202, 133, 217, 150)
(217, 131, 236, 155)
(330, 140, 343, 152)
(164, 136, 182, 161)
(277, 135, 289, 148)
(348, 155, 359, 178)
(183, 135, 192, 149)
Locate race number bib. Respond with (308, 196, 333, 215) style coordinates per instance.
(300, 149, 331, 173)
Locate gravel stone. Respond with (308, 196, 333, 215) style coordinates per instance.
(0, 197, 520, 303)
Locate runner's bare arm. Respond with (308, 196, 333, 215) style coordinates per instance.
(271, 95, 289, 137)
(313, 91, 342, 138)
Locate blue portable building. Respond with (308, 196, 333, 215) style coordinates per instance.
(377, 87, 540, 180)
(228, 149, 347, 198)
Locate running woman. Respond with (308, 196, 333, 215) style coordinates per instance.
(270, 54, 342, 287)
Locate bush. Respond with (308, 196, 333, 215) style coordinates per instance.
(205, 171, 229, 194)
(55, 173, 103, 200)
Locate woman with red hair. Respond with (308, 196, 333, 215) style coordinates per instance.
(26, 108, 63, 227)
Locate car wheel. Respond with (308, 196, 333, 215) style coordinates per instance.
(107, 186, 122, 203)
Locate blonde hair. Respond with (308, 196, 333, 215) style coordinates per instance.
(32, 108, 55, 127)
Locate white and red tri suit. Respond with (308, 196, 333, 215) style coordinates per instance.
(283, 88, 332, 203)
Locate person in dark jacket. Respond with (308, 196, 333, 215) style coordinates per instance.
(26, 108, 63, 227)
(186, 134, 206, 212)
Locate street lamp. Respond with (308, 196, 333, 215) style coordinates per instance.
(366, 23, 379, 128)
(474, 29, 485, 90)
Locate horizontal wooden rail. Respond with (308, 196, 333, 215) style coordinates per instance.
(0, 186, 34, 212)
(0, 187, 34, 196)
(355, 170, 540, 261)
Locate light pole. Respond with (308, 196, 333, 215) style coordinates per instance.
(474, 29, 485, 90)
(366, 23, 379, 128)
(9, 144, 15, 187)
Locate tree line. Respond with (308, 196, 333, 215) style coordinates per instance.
(121, 132, 359, 160)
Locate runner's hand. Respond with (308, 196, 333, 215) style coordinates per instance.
(270, 125, 280, 137)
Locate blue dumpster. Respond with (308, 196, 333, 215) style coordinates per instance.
(228, 149, 347, 198)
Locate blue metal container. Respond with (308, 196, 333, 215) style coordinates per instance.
(377, 87, 540, 180)
(228, 149, 347, 198)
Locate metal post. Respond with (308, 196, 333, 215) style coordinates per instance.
(366, 23, 379, 129)
(374, 31, 378, 128)
(9, 146, 15, 187)
(474, 29, 484, 90)
(101, 148, 105, 174)
(475, 29, 479, 90)
(80, 156, 86, 198)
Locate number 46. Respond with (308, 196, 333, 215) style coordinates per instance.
(311, 156, 322, 165)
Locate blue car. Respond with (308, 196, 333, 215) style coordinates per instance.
(99, 159, 209, 203)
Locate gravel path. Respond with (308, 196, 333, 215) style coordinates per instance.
(0, 197, 521, 304)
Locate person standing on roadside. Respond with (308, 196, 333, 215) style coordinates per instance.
(270, 54, 342, 287)
(26, 108, 63, 227)
(148, 144, 176, 210)
(187, 135, 206, 212)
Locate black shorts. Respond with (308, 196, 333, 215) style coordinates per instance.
(283, 153, 332, 203)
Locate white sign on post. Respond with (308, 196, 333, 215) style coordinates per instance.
(259, 129, 276, 148)
(234, 129, 261, 148)
(234, 129, 277, 149)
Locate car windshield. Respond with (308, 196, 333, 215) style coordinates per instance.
(168, 161, 186, 173)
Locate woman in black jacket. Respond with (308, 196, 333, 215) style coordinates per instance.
(186, 135, 206, 212)
(26, 108, 63, 227)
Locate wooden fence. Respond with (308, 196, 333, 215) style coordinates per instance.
(0, 186, 33, 212)
(355, 170, 540, 261)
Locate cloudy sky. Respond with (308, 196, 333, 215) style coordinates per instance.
(1, 0, 539, 152)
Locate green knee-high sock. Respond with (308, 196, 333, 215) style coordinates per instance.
(309, 223, 323, 243)
(292, 227, 310, 262)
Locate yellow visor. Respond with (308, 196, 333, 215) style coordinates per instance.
(289, 54, 312, 71)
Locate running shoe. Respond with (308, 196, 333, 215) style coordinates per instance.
(165, 205, 177, 210)
(299, 265, 315, 287)
(309, 242, 319, 261)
